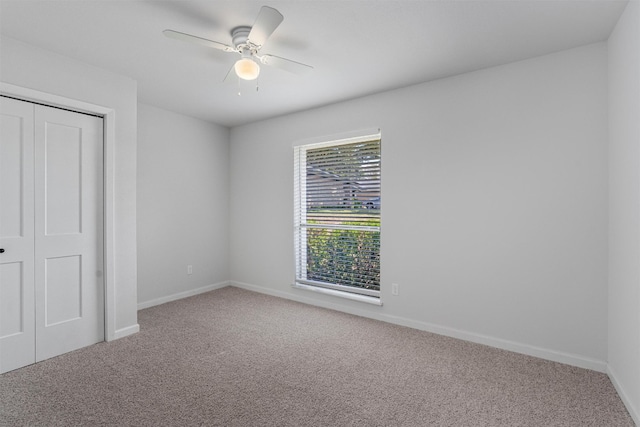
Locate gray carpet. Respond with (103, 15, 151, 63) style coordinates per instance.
(0, 286, 634, 426)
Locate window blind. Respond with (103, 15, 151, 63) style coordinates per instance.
(294, 136, 381, 298)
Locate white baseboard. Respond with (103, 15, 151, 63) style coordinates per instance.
(137, 281, 231, 310)
(230, 280, 607, 373)
(608, 365, 640, 425)
(382, 313, 607, 373)
(110, 324, 140, 341)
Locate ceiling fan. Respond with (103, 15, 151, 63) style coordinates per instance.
(163, 6, 313, 82)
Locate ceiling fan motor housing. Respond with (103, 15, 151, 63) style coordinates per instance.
(231, 26, 252, 50)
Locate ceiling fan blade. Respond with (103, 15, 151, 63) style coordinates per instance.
(163, 29, 236, 52)
(261, 54, 313, 75)
(247, 6, 283, 48)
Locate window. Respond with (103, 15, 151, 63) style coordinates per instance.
(294, 131, 381, 303)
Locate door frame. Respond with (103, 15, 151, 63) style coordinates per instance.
(1, 82, 117, 341)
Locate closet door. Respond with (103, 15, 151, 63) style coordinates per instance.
(0, 97, 36, 373)
(34, 105, 104, 362)
(0, 98, 104, 373)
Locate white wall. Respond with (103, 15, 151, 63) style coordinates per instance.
(608, 0, 640, 423)
(0, 36, 139, 338)
(229, 43, 609, 371)
(137, 103, 230, 308)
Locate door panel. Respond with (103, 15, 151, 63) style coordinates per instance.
(0, 263, 24, 336)
(34, 105, 104, 362)
(0, 113, 26, 238)
(0, 97, 36, 373)
(45, 255, 82, 326)
(44, 123, 82, 236)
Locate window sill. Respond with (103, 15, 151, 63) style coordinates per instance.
(292, 282, 383, 306)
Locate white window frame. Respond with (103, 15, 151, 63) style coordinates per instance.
(293, 129, 382, 305)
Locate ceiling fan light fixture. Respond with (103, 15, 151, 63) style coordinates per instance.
(234, 57, 260, 80)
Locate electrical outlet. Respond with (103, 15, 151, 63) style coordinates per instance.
(187, 265, 193, 275)
(391, 283, 399, 296)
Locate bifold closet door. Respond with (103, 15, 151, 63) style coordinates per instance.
(0, 97, 105, 373)
(0, 97, 36, 373)
(34, 103, 105, 362)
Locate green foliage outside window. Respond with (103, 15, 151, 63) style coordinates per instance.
(306, 219, 380, 291)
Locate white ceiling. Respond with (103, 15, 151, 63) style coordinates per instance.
(0, 0, 628, 127)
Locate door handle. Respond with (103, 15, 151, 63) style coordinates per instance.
(0, 248, 4, 253)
